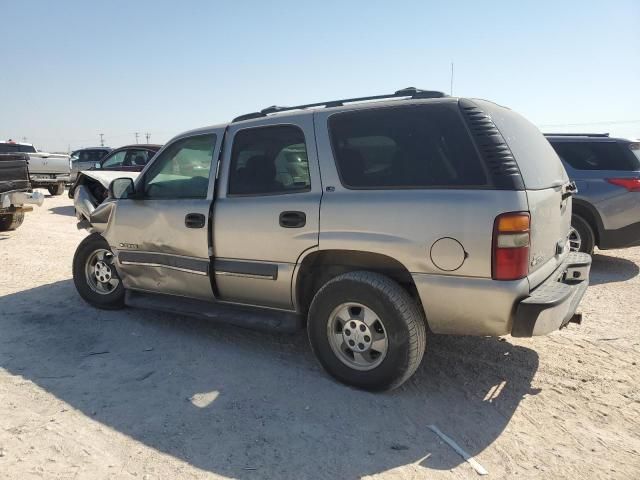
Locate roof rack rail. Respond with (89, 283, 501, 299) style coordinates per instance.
(232, 87, 446, 122)
(543, 132, 610, 137)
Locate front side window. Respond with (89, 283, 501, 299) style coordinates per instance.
(329, 105, 487, 189)
(228, 125, 310, 195)
(551, 142, 640, 171)
(122, 149, 154, 167)
(143, 134, 216, 199)
(101, 150, 127, 168)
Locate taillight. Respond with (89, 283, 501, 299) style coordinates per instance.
(492, 212, 530, 281)
(606, 178, 640, 192)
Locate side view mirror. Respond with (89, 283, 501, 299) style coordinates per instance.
(109, 177, 135, 199)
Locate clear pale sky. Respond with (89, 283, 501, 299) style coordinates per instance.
(1, 0, 638, 152)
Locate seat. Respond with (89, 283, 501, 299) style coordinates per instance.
(238, 155, 283, 193)
(339, 148, 366, 186)
(133, 154, 146, 166)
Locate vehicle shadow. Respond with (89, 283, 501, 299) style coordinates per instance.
(0, 280, 539, 478)
(48, 205, 75, 216)
(589, 252, 639, 286)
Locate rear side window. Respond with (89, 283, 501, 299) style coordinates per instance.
(328, 104, 487, 189)
(228, 125, 310, 195)
(550, 142, 640, 171)
(476, 100, 568, 189)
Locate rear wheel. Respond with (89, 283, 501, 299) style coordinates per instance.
(73, 233, 125, 309)
(48, 183, 65, 196)
(307, 271, 426, 391)
(0, 212, 25, 231)
(570, 215, 595, 254)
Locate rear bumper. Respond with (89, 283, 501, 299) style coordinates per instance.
(599, 221, 640, 249)
(0, 190, 45, 209)
(512, 252, 591, 337)
(30, 174, 70, 185)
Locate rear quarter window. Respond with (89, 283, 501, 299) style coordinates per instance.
(550, 141, 640, 171)
(328, 104, 487, 189)
(475, 100, 569, 189)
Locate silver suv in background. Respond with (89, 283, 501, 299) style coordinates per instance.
(546, 134, 640, 253)
(70, 147, 112, 182)
(72, 88, 591, 391)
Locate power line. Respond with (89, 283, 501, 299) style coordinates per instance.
(539, 119, 640, 127)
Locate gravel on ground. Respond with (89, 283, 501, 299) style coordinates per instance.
(1, 192, 639, 479)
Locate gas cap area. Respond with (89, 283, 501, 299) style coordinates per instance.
(430, 237, 467, 271)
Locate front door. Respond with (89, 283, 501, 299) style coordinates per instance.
(213, 115, 322, 309)
(104, 131, 222, 301)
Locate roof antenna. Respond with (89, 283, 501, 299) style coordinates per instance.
(450, 62, 454, 96)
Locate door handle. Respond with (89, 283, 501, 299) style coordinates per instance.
(185, 213, 206, 228)
(279, 211, 306, 228)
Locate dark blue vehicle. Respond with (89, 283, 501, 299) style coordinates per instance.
(546, 133, 640, 253)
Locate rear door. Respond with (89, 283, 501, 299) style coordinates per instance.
(477, 101, 571, 286)
(103, 131, 221, 301)
(213, 114, 321, 309)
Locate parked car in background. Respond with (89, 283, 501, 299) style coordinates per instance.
(69, 144, 161, 222)
(72, 88, 590, 391)
(546, 133, 640, 254)
(0, 140, 70, 195)
(98, 144, 160, 173)
(70, 147, 112, 182)
(0, 151, 44, 230)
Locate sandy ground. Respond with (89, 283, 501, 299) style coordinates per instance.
(0, 191, 639, 480)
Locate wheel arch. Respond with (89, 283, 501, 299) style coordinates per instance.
(292, 249, 424, 323)
(572, 199, 603, 246)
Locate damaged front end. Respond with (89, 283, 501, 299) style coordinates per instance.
(71, 170, 139, 232)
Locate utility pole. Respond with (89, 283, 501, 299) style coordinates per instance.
(99, 133, 104, 147)
(22, 136, 27, 143)
(450, 62, 454, 96)
(134, 132, 139, 144)
(145, 132, 150, 143)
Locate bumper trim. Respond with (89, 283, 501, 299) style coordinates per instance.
(512, 252, 591, 337)
(599, 221, 640, 250)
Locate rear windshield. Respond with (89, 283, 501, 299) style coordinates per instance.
(73, 149, 110, 163)
(475, 100, 569, 189)
(328, 104, 487, 189)
(0, 144, 36, 154)
(549, 141, 640, 171)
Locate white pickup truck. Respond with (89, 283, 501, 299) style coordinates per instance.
(0, 141, 70, 195)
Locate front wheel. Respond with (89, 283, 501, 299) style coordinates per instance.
(307, 271, 426, 391)
(72, 233, 125, 309)
(48, 183, 65, 196)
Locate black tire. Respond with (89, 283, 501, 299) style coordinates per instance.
(48, 183, 65, 196)
(307, 271, 426, 391)
(72, 233, 125, 309)
(571, 215, 595, 254)
(0, 212, 25, 231)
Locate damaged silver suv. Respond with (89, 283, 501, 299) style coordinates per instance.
(72, 88, 591, 391)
